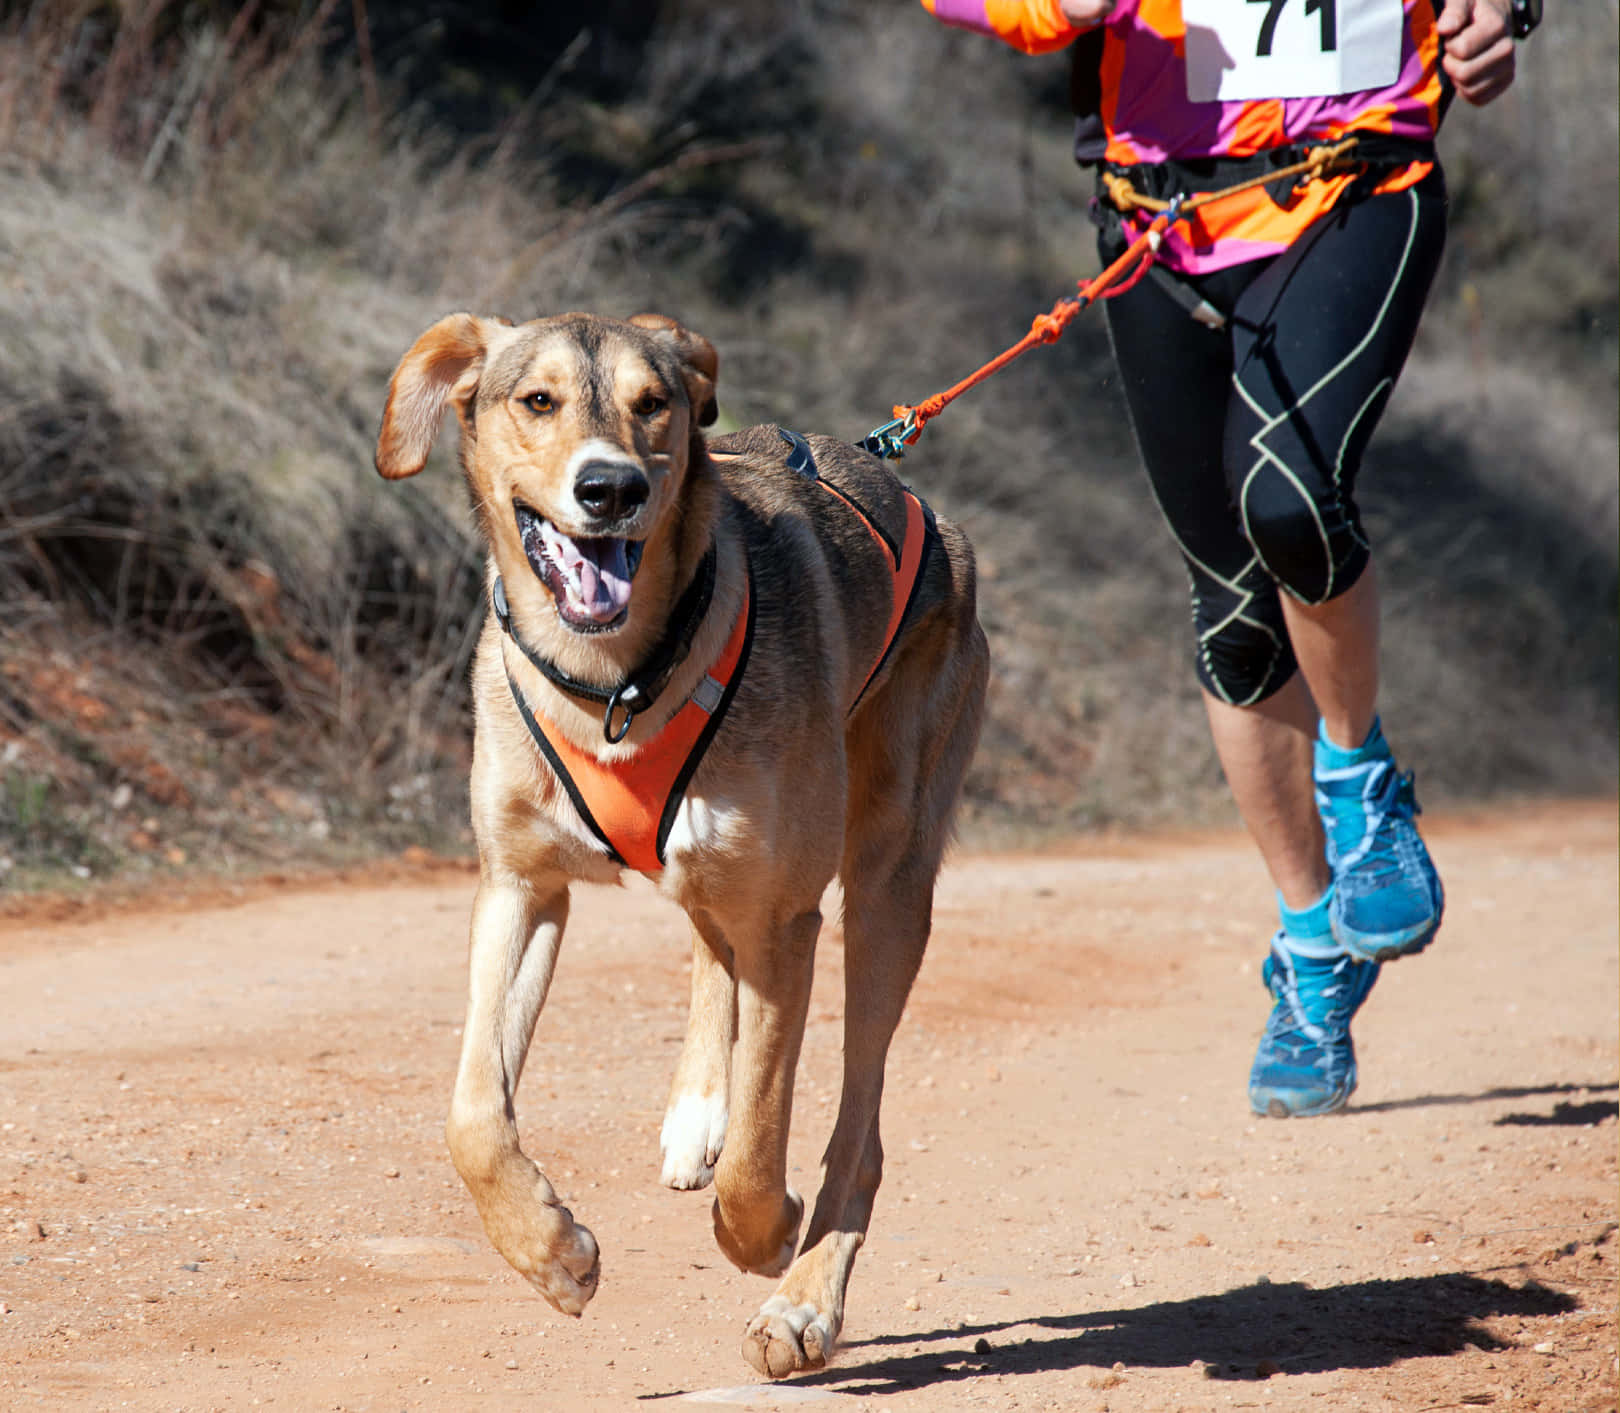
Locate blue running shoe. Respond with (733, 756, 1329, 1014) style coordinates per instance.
(1249, 933, 1381, 1118)
(1314, 719, 1444, 963)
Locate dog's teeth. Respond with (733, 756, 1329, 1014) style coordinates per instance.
(529, 519, 634, 626)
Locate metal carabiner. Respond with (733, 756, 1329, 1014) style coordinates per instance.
(859, 411, 921, 461)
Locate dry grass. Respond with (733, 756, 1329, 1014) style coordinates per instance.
(0, 1, 1613, 886)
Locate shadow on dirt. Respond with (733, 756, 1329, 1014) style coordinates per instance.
(1352, 1080, 1618, 1117)
(1494, 1098, 1620, 1128)
(786, 1273, 1577, 1395)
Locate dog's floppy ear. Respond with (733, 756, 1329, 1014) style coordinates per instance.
(375, 313, 493, 479)
(629, 314, 719, 428)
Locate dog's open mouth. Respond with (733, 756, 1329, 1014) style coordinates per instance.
(516, 503, 644, 633)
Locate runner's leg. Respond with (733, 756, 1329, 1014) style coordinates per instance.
(1102, 244, 1328, 909)
(1223, 169, 1449, 960)
(1223, 169, 1448, 716)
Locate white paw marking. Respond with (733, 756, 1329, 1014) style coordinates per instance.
(660, 1091, 728, 1190)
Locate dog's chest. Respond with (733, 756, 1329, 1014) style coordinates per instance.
(652, 788, 745, 871)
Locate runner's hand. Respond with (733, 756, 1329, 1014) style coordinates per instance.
(1059, 0, 1117, 26)
(1436, 0, 1516, 105)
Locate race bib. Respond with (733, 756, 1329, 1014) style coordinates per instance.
(1181, 0, 1404, 102)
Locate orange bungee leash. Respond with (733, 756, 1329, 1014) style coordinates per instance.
(860, 137, 1364, 460)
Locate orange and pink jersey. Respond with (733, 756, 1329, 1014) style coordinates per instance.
(921, 0, 1444, 270)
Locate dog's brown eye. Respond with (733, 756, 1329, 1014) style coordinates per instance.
(633, 392, 668, 417)
(525, 391, 553, 415)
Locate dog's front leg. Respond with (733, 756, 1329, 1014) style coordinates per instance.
(660, 913, 735, 1190)
(446, 877, 600, 1315)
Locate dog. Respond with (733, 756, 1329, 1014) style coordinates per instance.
(374, 311, 988, 1378)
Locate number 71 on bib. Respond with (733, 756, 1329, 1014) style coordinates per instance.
(1181, 0, 1404, 102)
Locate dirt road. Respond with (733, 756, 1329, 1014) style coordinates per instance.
(2, 804, 1615, 1412)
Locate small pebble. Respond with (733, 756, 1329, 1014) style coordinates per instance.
(974, 1337, 992, 1354)
(505, 1359, 519, 1370)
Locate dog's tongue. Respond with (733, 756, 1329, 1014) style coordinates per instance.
(538, 521, 634, 624)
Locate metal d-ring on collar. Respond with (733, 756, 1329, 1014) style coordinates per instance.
(492, 545, 719, 744)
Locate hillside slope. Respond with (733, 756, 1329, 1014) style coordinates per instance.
(0, 2, 1613, 883)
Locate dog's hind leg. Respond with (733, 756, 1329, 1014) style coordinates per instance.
(743, 613, 988, 1379)
(739, 851, 934, 1378)
(445, 877, 601, 1315)
(661, 912, 735, 1190)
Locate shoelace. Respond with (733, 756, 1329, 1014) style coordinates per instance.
(1271, 951, 1357, 1049)
(1357, 766, 1422, 883)
(1318, 760, 1421, 884)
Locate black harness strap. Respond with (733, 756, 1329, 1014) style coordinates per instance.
(493, 545, 718, 743)
(653, 559, 757, 865)
(503, 667, 628, 867)
(848, 497, 936, 717)
(780, 427, 940, 714)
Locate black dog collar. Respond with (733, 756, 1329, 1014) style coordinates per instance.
(493, 545, 719, 743)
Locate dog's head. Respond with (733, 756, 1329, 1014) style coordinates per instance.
(375, 312, 719, 635)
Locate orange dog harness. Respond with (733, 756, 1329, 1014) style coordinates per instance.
(501, 430, 935, 873)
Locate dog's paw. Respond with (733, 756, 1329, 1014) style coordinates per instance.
(485, 1192, 601, 1317)
(743, 1294, 839, 1379)
(659, 1091, 728, 1190)
(713, 1187, 802, 1278)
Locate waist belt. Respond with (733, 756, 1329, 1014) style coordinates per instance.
(1098, 133, 1437, 214)
(502, 428, 934, 874)
(1090, 134, 1437, 329)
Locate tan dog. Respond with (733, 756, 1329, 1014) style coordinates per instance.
(374, 311, 987, 1377)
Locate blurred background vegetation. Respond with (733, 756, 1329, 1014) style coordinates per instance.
(0, 0, 1614, 889)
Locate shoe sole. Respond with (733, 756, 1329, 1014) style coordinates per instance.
(1332, 914, 1441, 964)
(1249, 1088, 1355, 1119)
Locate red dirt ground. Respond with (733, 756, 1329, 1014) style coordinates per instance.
(1, 803, 1615, 1412)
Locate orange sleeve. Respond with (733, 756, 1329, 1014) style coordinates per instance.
(920, 0, 1083, 55)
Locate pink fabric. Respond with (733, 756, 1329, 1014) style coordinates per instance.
(1101, 0, 1437, 165)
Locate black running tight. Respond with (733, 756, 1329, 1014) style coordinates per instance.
(1101, 166, 1448, 707)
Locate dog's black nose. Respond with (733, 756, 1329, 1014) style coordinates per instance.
(574, 461, 649, 523)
